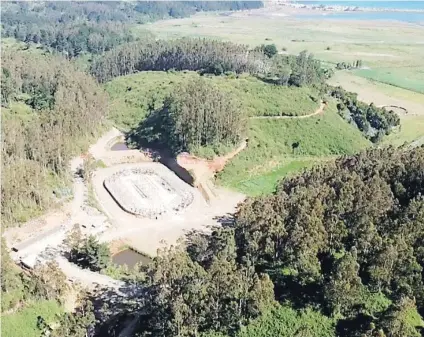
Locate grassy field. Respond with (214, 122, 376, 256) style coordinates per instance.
(328, 71, 424, 146)
(106, 71, 372, 196)
(217, 102, 371, 196)
(105, 71, 321, 130)
(353, 68, 424, 94)
(1, 300, 63, 337)
(144, 8, 424, 92)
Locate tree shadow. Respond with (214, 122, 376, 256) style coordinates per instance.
(273, 274, 325, 311)
(335, 313, 374, 337)
(125, 110, 194, 186)
(89, 280, 146, 337)
(212, 213, 236, 228)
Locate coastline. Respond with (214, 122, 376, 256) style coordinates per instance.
(279, 1, 424, 14)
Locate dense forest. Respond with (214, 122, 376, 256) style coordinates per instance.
(109, 146, 423, 337)
(1, 1, 262, 58)
(1, 51, 108, 226)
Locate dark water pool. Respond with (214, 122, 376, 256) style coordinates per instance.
(110, 142, 129, 151)
(112, 249, 152, 268)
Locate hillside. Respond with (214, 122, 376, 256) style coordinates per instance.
(218, 102, 371, 195)
(2, 4, 421, 336)
(132, 146, 424, 337)
(105, 71, 371, 196)
(105, 71, 321, 129)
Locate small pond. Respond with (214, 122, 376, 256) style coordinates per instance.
(110, 142, 129, 151)
(112, 249, 152, 268)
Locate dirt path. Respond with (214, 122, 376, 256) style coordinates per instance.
(250, 101, 326, 120)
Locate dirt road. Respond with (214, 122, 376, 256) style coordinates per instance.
(250, 101, 326, 119)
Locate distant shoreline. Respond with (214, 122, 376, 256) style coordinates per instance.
(281, 1, 424, 13)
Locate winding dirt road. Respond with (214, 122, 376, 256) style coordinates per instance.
(250, 101, 326, 119)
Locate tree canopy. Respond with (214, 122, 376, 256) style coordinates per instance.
(329, 86, 400, 142)
(1, 51, 108, 226)
(1, 1, 262, 58)
(122, 146, 424, 337)
(128, 77, 246, 155)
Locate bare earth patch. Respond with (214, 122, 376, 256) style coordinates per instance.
(94, 163, 244, 256)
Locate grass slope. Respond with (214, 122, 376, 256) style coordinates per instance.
(104, 71, 320, 130)
(106, 71, 371, 196)
(1, 300, 63, 337)
(218, 102, 371, 195)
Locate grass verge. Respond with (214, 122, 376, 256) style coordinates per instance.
(1, 300, 63, 337)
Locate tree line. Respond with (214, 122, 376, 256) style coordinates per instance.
(90, 37, 329, 89)
(1, 51, 108, 227)
(1, 1, 262, 59)
(90, 38, 271, 83)
(329, 86, 400, 142)
(120, 146, 424, 337)
(336, 59, 363, 70)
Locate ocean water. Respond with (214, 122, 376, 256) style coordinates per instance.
(295, 1, 424, 23)
(297, 1, 424, 10)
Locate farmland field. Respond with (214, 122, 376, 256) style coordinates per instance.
(144, 7, 424, 96)
(353, 68, 424, 94)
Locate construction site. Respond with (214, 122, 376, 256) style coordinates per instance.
(4, 128, 245, 289)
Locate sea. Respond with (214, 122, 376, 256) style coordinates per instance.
(295, 1, 424, 23)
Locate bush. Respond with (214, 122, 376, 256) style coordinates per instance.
(69, 235, 111, 272)
(263, 44, 278, 58)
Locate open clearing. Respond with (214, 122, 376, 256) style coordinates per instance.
(94, 163, 244, 257)
(5, 127, 245, 281)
